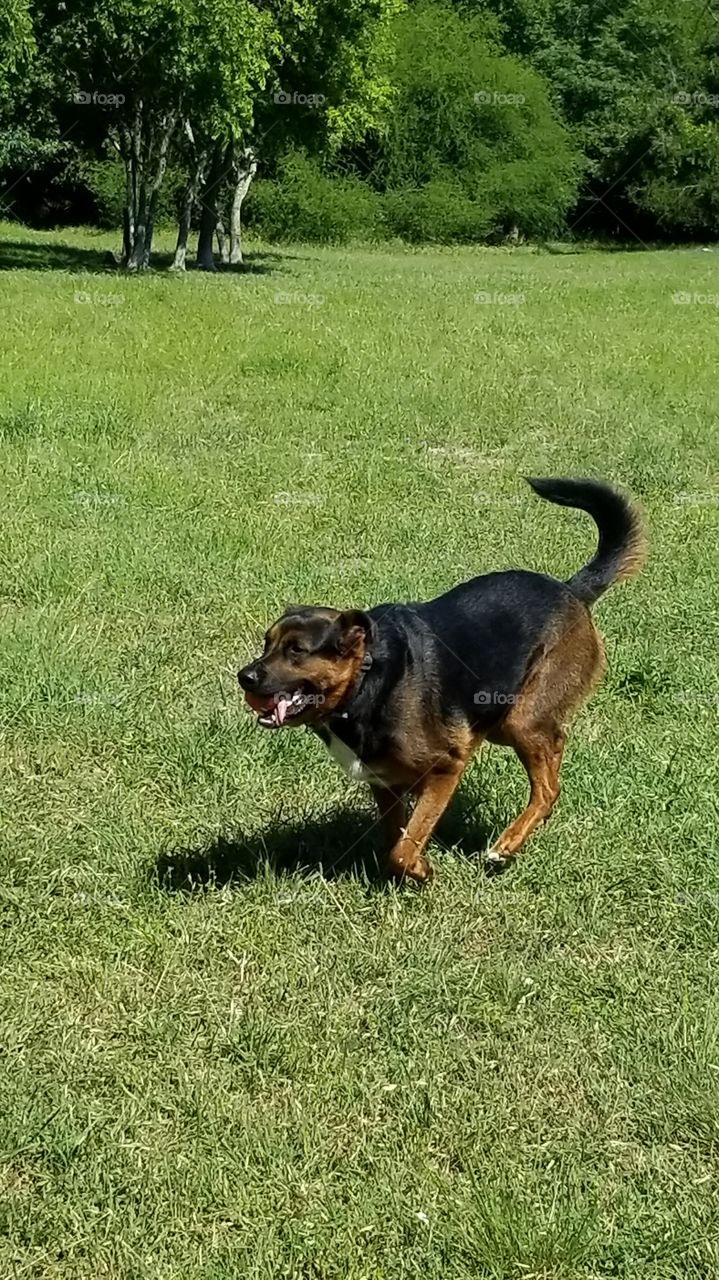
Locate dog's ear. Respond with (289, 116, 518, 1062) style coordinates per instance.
(334, 609, 372, 655)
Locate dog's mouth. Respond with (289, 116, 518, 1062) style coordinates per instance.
(244, 687, 318, 729)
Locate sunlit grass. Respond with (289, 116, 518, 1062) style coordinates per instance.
(0, 221, 718, 1278)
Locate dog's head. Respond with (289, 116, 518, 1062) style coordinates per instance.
(237, 606, 372, 729)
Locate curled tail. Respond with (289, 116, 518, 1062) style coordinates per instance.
(526, 476, 646, 606)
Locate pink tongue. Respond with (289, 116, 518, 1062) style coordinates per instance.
(275, 695, 290, 725)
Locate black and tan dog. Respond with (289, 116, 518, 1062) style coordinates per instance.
(238, 478, 645, 883)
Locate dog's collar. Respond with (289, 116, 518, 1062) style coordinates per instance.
(336, 648, 373, 720)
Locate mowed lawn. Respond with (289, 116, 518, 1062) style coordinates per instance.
(1, 222, 718, 1280)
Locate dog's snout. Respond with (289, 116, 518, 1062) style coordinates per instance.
(238, 663, 261, 691)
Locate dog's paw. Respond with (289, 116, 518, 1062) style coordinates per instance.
(484, 846, 511, 874)
(389, 850, 434, 885)
(405, 856, 434, 885)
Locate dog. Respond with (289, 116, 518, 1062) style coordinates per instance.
(238, 477, 645, 883)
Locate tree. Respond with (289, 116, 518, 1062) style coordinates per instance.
(31, 0, 274, 269)
(0, 0, 74, 223)
(4, 0, 402, 266)
(632, 110, 719, 237)
(187, 0, 403, 270)
(378, 3, 580, 239)
(229, 146, 257, 265)
(32, 0, 182, 266)
(466, 0, 719, 237)
(0, 0, 33, 100)
(167, 0, 275, 271)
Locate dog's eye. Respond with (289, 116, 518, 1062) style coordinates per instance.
(287, 642, 307, 658)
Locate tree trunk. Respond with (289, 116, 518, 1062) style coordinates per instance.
(124, 101, 145, 270)
(216, 216, 229, 264)
(196, 139, 229, 272)
(121, 105, 176, 272)
(118, 126, 134, 264)
(229, 149, 257, 266)
(172, 140, 206, 272)
(127, 155, 151, 271)
(172, 206, 191, 270)
(128, 176, 149, 271)
(142, 114, 175, 267)
(121, 207, 132, 262)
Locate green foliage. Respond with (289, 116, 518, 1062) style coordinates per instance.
(0, 0, 33, 99)
(183, 0, 276, 141)
(379, 3, 580, 239)
(382, 178, 493, 243)
(80, 155, 187, 229)
(249, 152, 381, 243)
(0, 126, 63, 172)
(245, 146, 575, 244)
(626, 56, 719, 237)
(3, 0, 719, 244)
(482, 154, 579, 238)
(255, 0, 404, 158)
(76, 157, 126, 229)
(35, 0, 275, 161)
(471, 0, 719, 237)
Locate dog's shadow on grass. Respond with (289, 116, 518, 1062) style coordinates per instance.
(153, 795, 502, 892)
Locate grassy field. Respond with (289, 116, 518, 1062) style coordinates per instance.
(1, 221, 718, 1279)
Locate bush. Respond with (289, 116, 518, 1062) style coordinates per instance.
(378, 1, 581, 241)
(482, 157, 580, 239)
(247, 152, 381, 244)
(382, 178, 492, 243)
(630, 111, 719, 237)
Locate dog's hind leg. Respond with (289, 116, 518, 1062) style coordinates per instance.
(487, 725, 565, 861)
(487, 607, 605, 864)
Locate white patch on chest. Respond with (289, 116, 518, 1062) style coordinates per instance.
(325, 733, 384, 785)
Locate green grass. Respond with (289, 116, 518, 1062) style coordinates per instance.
(1, 221, 718, 1279)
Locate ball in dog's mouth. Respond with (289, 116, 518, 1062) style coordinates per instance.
(244, 688, 312, 728)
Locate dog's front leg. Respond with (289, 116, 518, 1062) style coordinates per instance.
(384, 767, 464, 885)
(371, 784, 408, 853)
